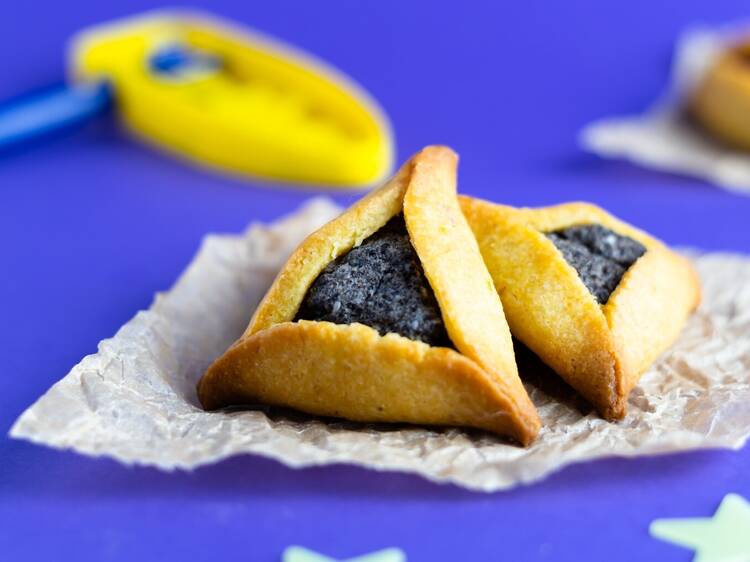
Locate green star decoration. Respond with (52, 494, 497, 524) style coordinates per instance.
(282, 546, 406, 562)
(650, 493, 750, 562)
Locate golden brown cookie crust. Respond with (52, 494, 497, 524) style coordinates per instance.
(403, 148, 535, 430)
(460, 197, 701, 420)
(604, 247, 701, 400)
(690, 44, 750, 151)
(199, 146, 540, 445)
(199, 321, 534, 442)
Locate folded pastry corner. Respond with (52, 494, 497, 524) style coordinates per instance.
(460, 196, 701, 420)
(198, 146, 541, 445)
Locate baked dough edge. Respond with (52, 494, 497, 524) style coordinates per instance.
(460, 196, 701, 420)
(199, 320, 537, 444)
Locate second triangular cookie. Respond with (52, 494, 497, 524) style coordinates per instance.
(461, 196, 701, 420)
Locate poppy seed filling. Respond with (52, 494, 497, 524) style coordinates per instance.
(295, 215, 451, 347)
(546, 224, 646, 304)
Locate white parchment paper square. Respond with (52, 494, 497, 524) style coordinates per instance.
(10, 199, 750, 492)
(581, 24, 750, 194)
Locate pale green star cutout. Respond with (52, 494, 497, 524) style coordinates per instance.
(282, 546, 406, 562)
(650, 493, 750, 562)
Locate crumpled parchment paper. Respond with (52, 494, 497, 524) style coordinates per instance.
(10, 199, 750, 492)
(581, 24, 750, 194)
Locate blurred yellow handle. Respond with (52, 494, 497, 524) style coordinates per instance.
(71, 10, 394, 188)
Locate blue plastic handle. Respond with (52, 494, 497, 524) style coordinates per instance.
(0, 81, 112, 150)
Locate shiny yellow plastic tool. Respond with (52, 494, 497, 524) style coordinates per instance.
(70, 11, 394, 187)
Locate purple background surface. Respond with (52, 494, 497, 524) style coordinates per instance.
(2, 2, 749, 561)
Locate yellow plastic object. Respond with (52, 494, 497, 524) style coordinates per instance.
(69, 11, 394, 187)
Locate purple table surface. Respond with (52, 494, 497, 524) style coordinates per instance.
(2, 1, 750, 561)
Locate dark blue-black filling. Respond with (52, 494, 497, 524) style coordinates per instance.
(295, 215, 451, 347)
(546, 224, 646, 304)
